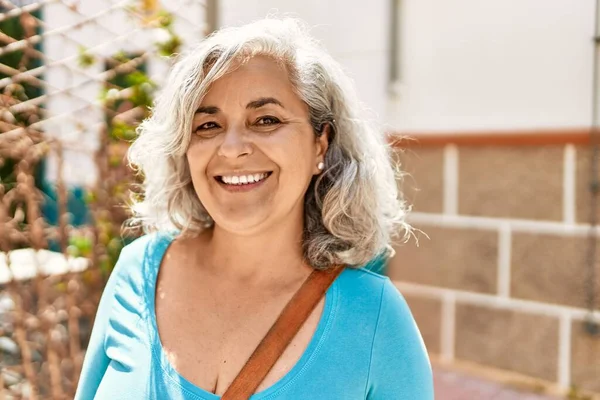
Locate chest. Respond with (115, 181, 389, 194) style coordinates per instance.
(154, 265, 325, 396)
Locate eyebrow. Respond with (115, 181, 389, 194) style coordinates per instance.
(195, 106, 220, 115)
(194, 97, 284, 115)
(246, 97, 284, 109)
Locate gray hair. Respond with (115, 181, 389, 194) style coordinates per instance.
(127, 17, 411, 269)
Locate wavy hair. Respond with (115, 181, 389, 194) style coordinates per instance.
(127, 17, 411, 269)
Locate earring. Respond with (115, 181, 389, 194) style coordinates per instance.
(317, 162, 324, 171)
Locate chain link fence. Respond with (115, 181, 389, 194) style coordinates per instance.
(0, 1, 209, 397)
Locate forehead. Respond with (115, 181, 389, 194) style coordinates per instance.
(199, 56, 301, 107)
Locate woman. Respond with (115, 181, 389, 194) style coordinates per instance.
(76, 18, 433, 399)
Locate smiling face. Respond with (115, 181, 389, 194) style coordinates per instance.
(186, 56, 328, 235)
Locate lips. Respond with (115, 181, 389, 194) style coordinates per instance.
(217, 172, 271, 185)
(214, 171, 273, 191)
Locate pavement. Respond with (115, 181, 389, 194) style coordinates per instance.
(434, 366, 563, 400)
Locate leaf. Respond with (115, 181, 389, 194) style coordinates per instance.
(77, 46, 95, 68)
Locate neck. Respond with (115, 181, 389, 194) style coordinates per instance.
(200, 216, 312, 286)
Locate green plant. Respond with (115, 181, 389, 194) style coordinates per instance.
(84, 6, 182, 274)
(77, 46, 96, 68)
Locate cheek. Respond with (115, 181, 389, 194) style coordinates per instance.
(263, 130, 317, 173)
(285, 151, 314, 177)
(289, 141, 318, 178)
(185, 144, 212, 182)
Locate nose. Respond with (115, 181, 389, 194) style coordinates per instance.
(217, 125, 253, 159)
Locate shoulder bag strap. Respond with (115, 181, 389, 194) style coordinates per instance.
(221, 265, 344, 400)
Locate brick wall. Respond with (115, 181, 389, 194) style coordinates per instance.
(389, 131, 600, 393)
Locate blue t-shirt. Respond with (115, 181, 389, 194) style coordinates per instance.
(75, 233, 433, 399)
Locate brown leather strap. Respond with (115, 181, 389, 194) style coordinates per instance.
(221, 265, 344, 400)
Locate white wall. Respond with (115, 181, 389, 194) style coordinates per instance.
(219, 0, 392, 121)
(220, 0, 596, 132)
(387, 0, 595, 131)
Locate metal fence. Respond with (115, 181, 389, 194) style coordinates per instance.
(0, 1, 209, 398)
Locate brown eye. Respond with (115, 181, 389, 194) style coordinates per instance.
(193, 121, 221, 139)
(196, 121, 219, 131)
(255, 116, 281, 126)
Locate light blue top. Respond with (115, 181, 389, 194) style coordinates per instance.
(75, 233, 433, 399)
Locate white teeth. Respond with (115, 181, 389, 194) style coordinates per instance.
(220, 173, 269, 185)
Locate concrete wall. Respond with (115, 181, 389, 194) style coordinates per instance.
(391, 141, 600, 393)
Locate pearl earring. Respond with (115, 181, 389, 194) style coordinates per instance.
(317, 162, 324, 171)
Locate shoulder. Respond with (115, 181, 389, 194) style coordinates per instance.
(349, 268, 427, 358)
(336, 267, 392, 307)
(117, 231, 173, 264)
(338, 266, 388, 289)
(359, 271, 433, 398)
(334, 268, 433, 397)
(334, 268, 418, 340)
(111, 231, 173, 279)
(337, 267, 418, 331)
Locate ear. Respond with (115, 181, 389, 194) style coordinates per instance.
(316, 123, 331, 158)
(313, 123, 331, 174)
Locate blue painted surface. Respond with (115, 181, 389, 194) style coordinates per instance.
(37, 160, 90, 251)
(75, 232, 434, 400)
(363, 253, 388, 274)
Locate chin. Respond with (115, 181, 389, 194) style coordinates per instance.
(212, 212, 272, 236)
